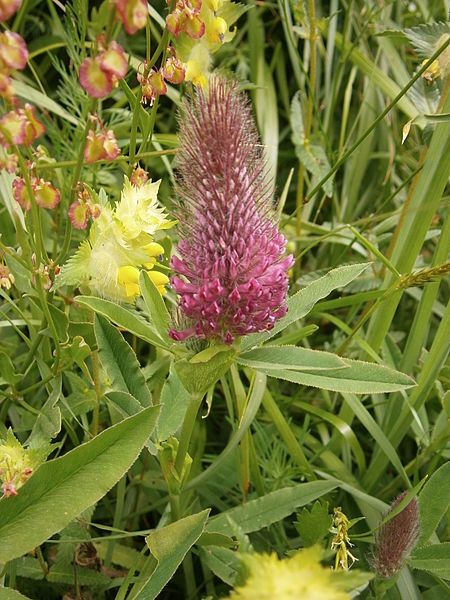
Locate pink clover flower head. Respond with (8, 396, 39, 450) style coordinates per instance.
(0, 0, 21, 21)
(169, 77, 293, 344)
(371, 492, 420, 578)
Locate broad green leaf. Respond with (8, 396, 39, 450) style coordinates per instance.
(417, 462, 450, 547)
(206, 481, 336, 535)
(76, 296, 167, 349)
(238, 345, 346, 371)
(174, 349, 236, 395)
(130, 510, 210, 600)
(410, 543, 450, 579)
(105, 390, 142, 421)
(157, 368, 190, 442)
(94, 315, 152, 408)
(139, 271, 171, 346)
(200, 546, 241, 586)
(47, 564, 111, 585)
(0, 588, 31, 600)
(241, 263, 370, 350)
(0, 406, 159, 563)
(261, 358, 415, 394)
(295, 142, 334, 197)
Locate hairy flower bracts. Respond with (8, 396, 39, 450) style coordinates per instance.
(59, 177, 174, 301)
(227, 547, 370, 600)
(166, 1, 244, 87)
(0, 430, 49, 497)
(169, 79, 293, 344)
(371, 492, 420, 578)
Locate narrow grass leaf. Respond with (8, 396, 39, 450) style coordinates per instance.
(238, 345, 346, 371)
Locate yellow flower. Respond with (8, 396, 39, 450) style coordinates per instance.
(227, 547, 372, 600)
(58, 177, 174, 302)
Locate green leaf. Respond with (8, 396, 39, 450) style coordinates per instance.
(206, 480, 336, 535)
(295, 142, 334, 197)
(12, 80, 78, 125)
(157, 368, 190, 442)
(139, 271, 171, 346)
(260, 358, 415, 394)
(29, 376, 62, 445)
(174, 349, 236, 395)
(410, 543, 450, 579)
(200, 546, 241, 586)
(0, 406, 159, 563)
(94, 315, 152, 408)
(0, 588, 32, 600)
(295, 501, 332, 546)
(130, 510, 210, 600)
(241, 263, 371, 350)
(417, 462, 450, 547)
(76, 296, 167, 349)
(238, 345, 346, 371)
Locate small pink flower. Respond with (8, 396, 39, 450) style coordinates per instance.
(98, 41, 128, 79)
(34, 179, 60, 209)
(0, 148, 18, 172)
(138, 68, 167, 105)
(115, 0, 147, 35)
(79, 57, 114, 98)
(22, 104, 45, 144)
(0, 71, 14, 98)
(163, 52, 185, 84)
(0, 0, 22, 22)
(2, 481, 17, 497)
(0, 108, 26, 145)
(84, 127, 120, 163)
(0, 30, 28, 70)
(68, 199, 90, 230)
(166, 1, 204, 39)
(130, 165, 148, 187)
(12, 176, 31, 211)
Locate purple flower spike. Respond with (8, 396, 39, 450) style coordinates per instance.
(169, 77, 293, 344)
(371, 492, 420, 578)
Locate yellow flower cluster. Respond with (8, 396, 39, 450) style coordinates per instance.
(172, 0, 243, 88)
(59, 177, 174, 301)
(227, 547, 371, 600)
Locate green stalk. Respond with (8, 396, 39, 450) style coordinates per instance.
(230, 364, 250, 497)
(174, 393, 203, 476)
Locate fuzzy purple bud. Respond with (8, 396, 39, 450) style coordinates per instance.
(169, 78, 293, 344)
(371, 492, 420, 578)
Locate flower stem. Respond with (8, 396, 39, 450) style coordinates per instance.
(174, 392, 203, 476)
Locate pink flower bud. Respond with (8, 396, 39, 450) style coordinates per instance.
(183, 13, 205, 39)
(0, 31, 28, 70)
(138, 69, 167, 105)
(79, 57, 114, 99)
(163, 53, 185, 84)
(115, 0, 147, 35)
(34, 178, 61, 209)
(0, 0, 22, 22)
(130, 165, 148, 187)
(98, 41, 128, 79)
(12, 176, 31, 211)
(102, 129, 120, 160)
